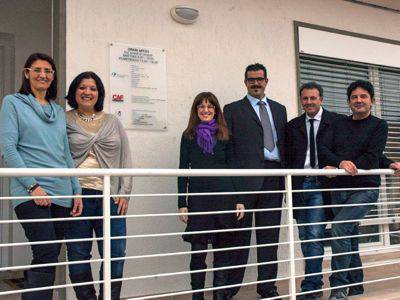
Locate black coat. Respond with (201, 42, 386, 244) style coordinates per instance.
(224, 96, 287, 194)
(177, 134, 237, 242)
(286, 109, 342, 187)
(286, 109, 342, 219)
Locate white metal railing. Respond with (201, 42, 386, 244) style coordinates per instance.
(0, 168, 398, 299)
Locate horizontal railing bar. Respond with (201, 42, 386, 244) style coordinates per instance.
(1, 186, 399, 202)
(295, 256, 400, 280)
(113, 230, 400, 262)
(25, 249, 387, 299)
(0, 257, 104, 272)
(294, 214, 400, 227)
(295, 243, 400, 263)
(292, 229, 400, 247)
(128, 270, 400, 300)
(118, 254, 400, 286)
(0, 216, 104, 224)
(0, 279, 105, 296)
(295, 276, 400, 298)
(0, 207, 287, 224)
(118, 258, 291, 282)
(115, 241, 288, 261)
(113, 250, 400, 285)
(0, 168, 394, 177)
(110, 207, 287, 219)
(0, 189, 287, 201)
(2, 217, 398, 249)
(4, 229, 397, 273)
(129, 276, 292, 300)
(0, 201, 399, 224)
(0, 236, 103, 248)
(5, 240, 396, 281)
(1, 219, 398, 248)
(120, 224, 289, 239)
(113, 216, 400, 240)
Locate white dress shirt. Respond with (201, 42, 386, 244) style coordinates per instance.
(304, 107, 323, 169)
(246, 94, 280, 161)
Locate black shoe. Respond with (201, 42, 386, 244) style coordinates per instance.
(296, 291, 323, 300)
(111, 281, 122, 299)
(192, 292, 205, 300)
(214, 292, 231, 300)
(260, 289, 281, 299)
(190, 267, 206, 300)
(226, 289, 237, 299)
(348, 285, 364, 296)
(328, 288, 348, 300)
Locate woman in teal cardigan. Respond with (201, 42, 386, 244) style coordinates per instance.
(0, 53, 82, 300)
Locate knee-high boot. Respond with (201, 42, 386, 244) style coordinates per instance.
(191, 271, 206, 300)
(213, 237, 230, 300)
(70, 272, 97, 300)
(190, 242, 208, 300)
(98, 281, 123, 300)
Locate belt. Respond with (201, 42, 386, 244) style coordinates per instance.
(304, 175, 319, 183)
(264, 160, 281, 167)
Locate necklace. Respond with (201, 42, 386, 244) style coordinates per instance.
(76, 110, 96, 122)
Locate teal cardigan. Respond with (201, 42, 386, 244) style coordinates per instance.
(0, 93, 81, 208)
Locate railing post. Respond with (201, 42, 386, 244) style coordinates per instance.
(103, 175, 111, 299)
(286, 174, 297, 300)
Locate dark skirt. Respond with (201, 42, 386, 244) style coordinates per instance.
(183, 194, 238, 244)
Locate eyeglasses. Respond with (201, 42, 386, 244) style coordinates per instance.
(197, 104, 215, 110)
(301, 96, 320, 101)
(25, 67, 55, 76)
(246, 77, 265, 84)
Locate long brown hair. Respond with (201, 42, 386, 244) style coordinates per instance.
(183, 92, 229, 141)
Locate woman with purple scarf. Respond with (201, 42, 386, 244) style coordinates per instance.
(178, 92, 244, 300)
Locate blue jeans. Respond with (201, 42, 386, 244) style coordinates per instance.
(296, 179, 326, 291)
(66, 189, 127, 279)
(329, 190, 379, 290)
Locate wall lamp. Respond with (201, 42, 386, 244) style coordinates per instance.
(170, 5, 199, 24)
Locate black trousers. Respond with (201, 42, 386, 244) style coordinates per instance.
(227, 171, 283, 296)
(190, 232, 233, 297)
(14, 201, 70, 300)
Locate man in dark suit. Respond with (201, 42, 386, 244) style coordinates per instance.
(223, 63, 287, 299)
(286, 82, 341, 300)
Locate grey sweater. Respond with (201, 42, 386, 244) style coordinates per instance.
(66, 111, 133, 198)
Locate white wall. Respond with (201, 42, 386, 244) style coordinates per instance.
(66, 0, 400, 297)
(0, 0, 52, 90)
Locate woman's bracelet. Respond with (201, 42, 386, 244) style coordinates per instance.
(27, 183, 39, 194)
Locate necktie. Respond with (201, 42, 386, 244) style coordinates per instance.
(257, 101, 275, 151)
(309, 119, 316, 168)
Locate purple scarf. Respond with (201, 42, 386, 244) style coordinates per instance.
(196, 119, 218, 154)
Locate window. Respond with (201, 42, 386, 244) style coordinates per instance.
(299, 53, 400, 248)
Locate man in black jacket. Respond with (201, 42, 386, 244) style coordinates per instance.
(286, 82, 340, 300)
(319, 80, 392, 300)
(224, 63, 287, 299)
